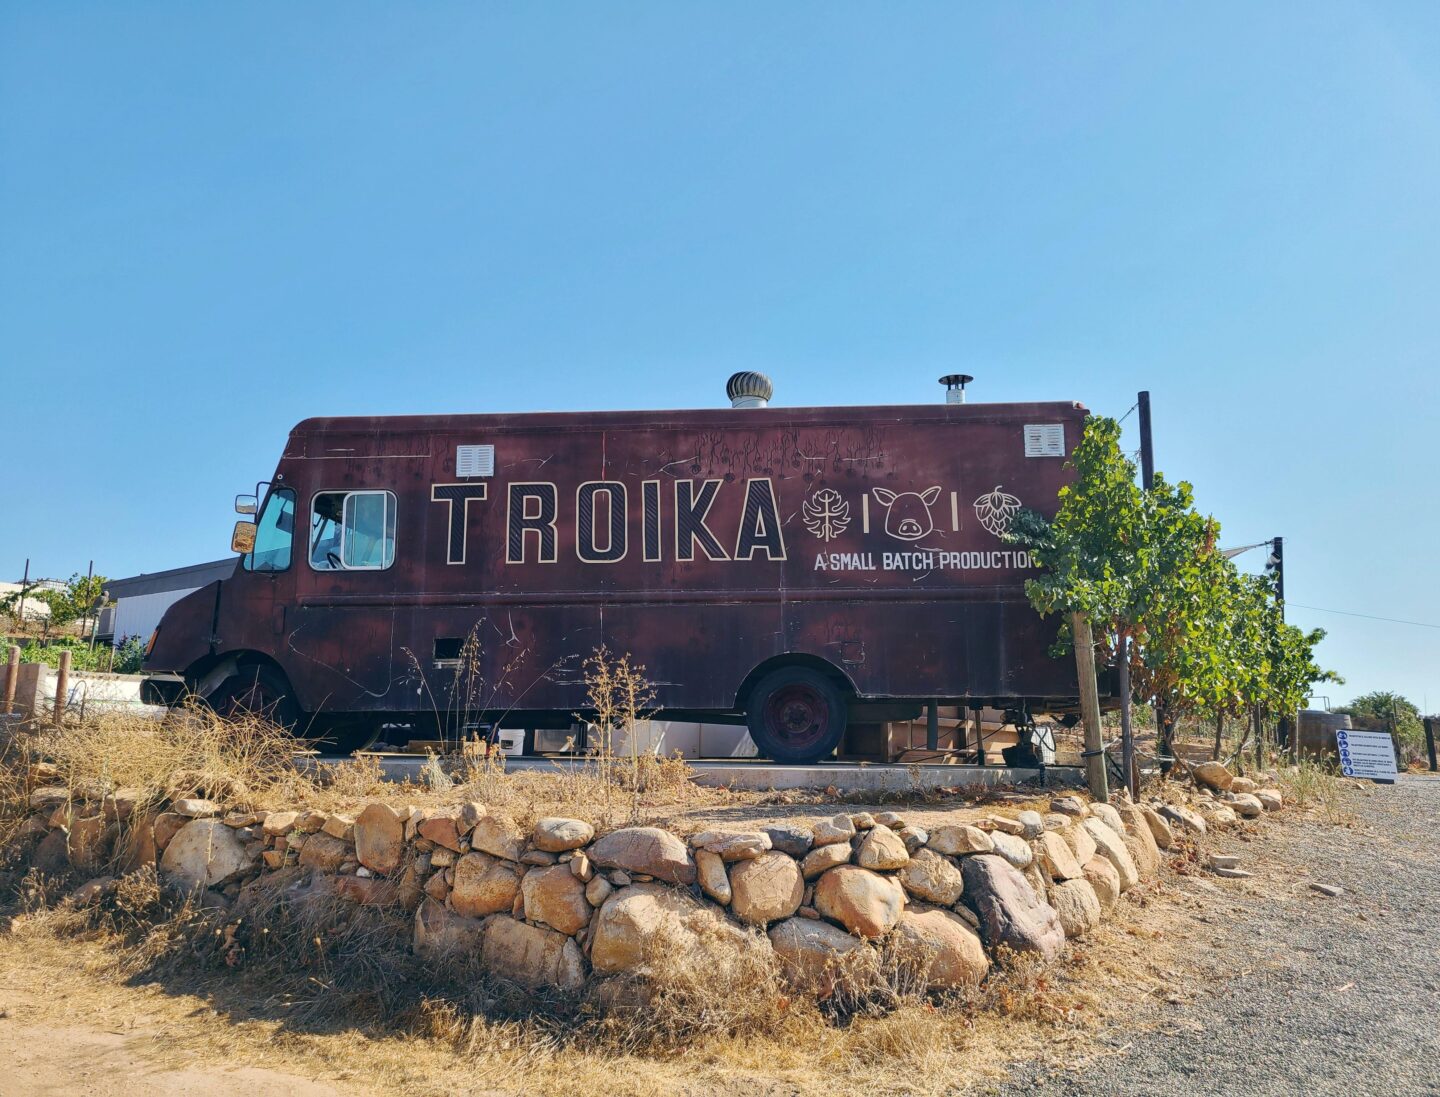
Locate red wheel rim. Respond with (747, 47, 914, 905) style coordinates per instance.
(763, 683, 831, 751)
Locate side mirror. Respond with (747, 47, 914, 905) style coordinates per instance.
(235, 494, 258, 516)
(231, 521, 257, 554)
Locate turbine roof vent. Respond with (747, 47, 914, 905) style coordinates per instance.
(726, 371, 774, 409)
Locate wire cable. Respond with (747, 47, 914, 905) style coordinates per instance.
(1286, 603, 1440, 631)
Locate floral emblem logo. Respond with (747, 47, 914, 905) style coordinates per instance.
(803, 488, 851, 542)
(973, 486, 1021, 537)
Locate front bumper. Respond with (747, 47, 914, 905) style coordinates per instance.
(140, 673, 187, 707)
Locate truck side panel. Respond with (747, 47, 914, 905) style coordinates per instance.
(181, 403, 1085, 717)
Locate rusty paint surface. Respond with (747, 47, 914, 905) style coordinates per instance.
(147, 401, 1088, 719)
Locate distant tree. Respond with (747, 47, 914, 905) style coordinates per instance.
(1337, 690, 1423, 748)
(1007, 419, 1229, 727)
(32, 573, 108, 629)
(1008, 414, 1339, 773)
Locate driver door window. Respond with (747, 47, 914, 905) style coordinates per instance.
(310, 490, 396, 571)
(244, 488, 296, 572)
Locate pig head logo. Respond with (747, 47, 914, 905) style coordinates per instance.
(871, 486, 941, 541)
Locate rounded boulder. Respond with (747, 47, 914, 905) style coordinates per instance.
(532, 817, 595, 853)
(897, 848, 964, 906)
(814, 865, 904, 939)
(159, 818, 256, 890)
(520, 863, 592, 935)
(891, 908, 989, 989)
(450, 851, 523, 917)
(1050, 877, 1102, 938)
(589, 827, 696, 886)
(1082, 856, 1121, 910)
(960, 853, 1065, 961)
(589, 883, 745, 975)
(729, 851, 804, 925)
(1081, 818, 1139, 892)
(354, 802, 405, 874)
(855, 824, 910, 871)
(768, 916, 871, 999)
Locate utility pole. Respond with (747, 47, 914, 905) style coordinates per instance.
(1135, 390, 1157, 785)
(1268, 536, 1292, 757)
(1270, 537, 1285, 609)
(83, 560, 95, 651)
(1137, 391, 1154, 490)
(16, 558, 29, 631)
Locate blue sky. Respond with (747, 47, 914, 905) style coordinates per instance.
(2, 3, 1437, 709)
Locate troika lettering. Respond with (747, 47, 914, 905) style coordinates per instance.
(437, 476, 1035, 571)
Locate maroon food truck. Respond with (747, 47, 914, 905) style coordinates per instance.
(142, 375, 1086, 763)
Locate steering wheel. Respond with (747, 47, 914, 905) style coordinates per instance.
(326, 551, 342, 569)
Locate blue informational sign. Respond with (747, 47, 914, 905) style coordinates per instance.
(1335, 729, 1399, 784)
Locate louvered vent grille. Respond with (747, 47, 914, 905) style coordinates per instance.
(456, 444, 495, 477)
(1023, 424, 1065, 457)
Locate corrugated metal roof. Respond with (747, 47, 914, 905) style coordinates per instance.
(105, 558, 236, 598)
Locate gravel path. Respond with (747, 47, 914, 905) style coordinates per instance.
(995, 774, 1440, 1097)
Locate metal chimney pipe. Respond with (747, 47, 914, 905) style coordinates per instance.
(940, 374, 973, 404)
(726, 371, 774, 409)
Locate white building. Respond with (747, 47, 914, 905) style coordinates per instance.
(0, 582, 52, 622)
(99, 559, 237, 645)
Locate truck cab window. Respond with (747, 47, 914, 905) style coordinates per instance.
(310, 490, 396, 571)
(243, 488, 296, 572)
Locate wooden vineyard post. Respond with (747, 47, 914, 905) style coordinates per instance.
(1072, 612, 1109, 802)
(3, 646, 18, 715)
(53, 649, 71, 726)
(1117, 632, 1137, 798)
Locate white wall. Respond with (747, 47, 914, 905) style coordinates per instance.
(596, 720, 757, 759)
(0, 582, 51, 621)
(112, 587, 200, 645)
(29, 668, 166, 719)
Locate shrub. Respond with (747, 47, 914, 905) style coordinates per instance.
(113, 635, 147, 674)
(20, 639, 111, 672)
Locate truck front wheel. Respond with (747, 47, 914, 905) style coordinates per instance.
(209, 665, 301, 731)
(746, 667, 848, 764)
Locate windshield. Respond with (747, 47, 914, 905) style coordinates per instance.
(244, 487, 296, 572)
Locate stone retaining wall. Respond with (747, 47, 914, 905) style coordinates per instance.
(10, 764, 1282, 1001)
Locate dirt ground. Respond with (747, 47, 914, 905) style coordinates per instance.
(996, 772, 1440, 1097)
(3, 775, 1434, 1097)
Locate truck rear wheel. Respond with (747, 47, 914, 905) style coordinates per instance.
(746, 667, 847, 764)
(311, 717, 383, 755)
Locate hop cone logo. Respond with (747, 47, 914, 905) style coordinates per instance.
(803, 488, 851, 542)
(973, 485, 1021, 537)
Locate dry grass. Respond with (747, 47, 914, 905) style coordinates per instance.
(11, 704, 303, 809)
(0, 731, 29, 848)
(0, 701, 737, 842)
(0, 762, 1198, 1097)
(1275, 758, 1356, 825)
(0, 891, 1177, 1097)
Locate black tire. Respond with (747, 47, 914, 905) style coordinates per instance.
(745, 666, 848, 764)
(209, 665, 302, 730)
(310, 717, 383, 755)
